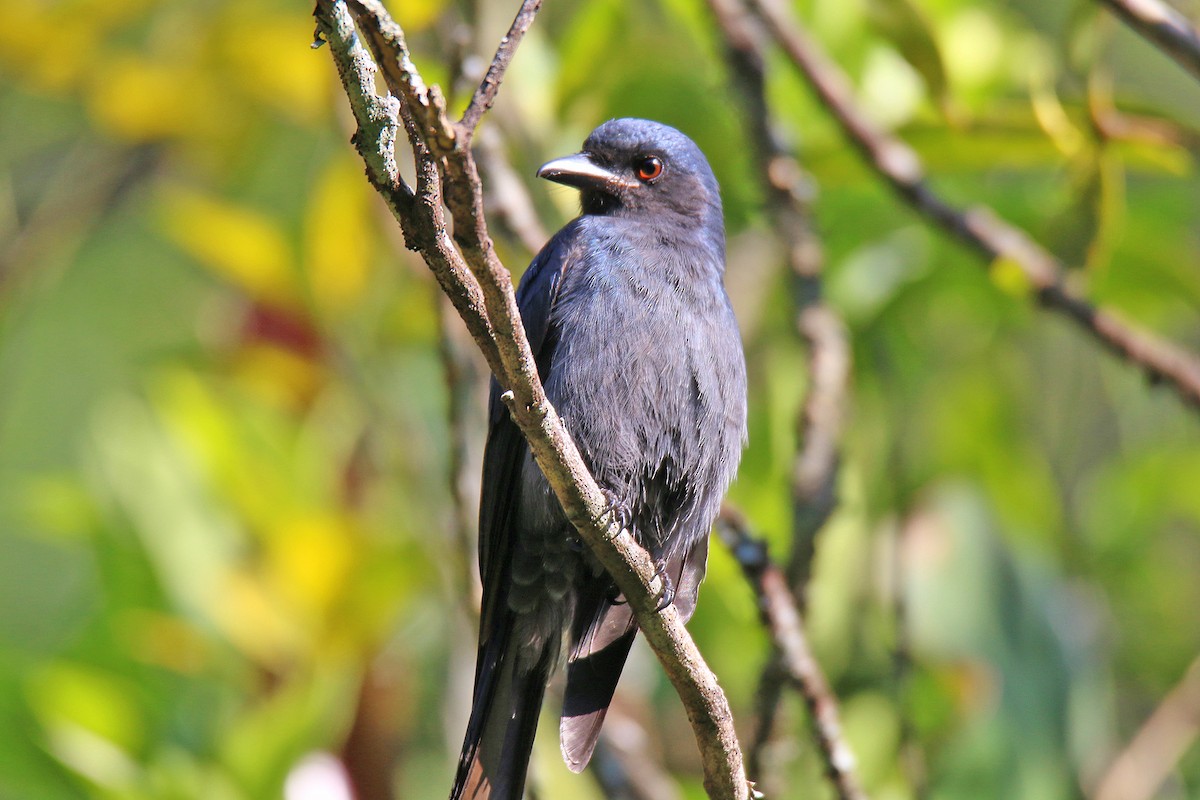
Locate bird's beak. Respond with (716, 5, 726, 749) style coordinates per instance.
(536, 153, 637, 191)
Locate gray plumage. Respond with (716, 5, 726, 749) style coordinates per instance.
(451, 118, 747, 800)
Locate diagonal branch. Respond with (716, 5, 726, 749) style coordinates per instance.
(313, 2, 750, 797)
(458, 0, 544, 140)
(748, 0, 1200, 412)
(1098, 0, 1200, 83)
(1092, 654, 1200, 800)
(717, 508, 868, 800)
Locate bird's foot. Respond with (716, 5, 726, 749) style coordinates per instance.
(602, 561, 673, 611)
(651, 558, 675, 612)
(599, 488, 633, 536)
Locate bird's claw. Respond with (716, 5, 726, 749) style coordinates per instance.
(600, 488, 633, 534)
(652, 558, 675, 612)
(603, 561, 672, 612)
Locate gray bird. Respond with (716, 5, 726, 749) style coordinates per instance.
(451, 118, 747, 799)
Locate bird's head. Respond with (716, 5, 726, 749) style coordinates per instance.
(537, 118, 722, 229)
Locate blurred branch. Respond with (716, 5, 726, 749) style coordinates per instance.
(591, 709, 685, 800)
(745, 656, 788, 782)
(476, 125, 550, 255)
(1093, 655, 1200, 800)
(312, 2, 750, 796)
(717, 508, 868, 800)
(340, 661, 403, 800)
(747, 0, 1200, 412)
(437, 294, 487, 611)
(0, 144, 157, 293)
(1098, 0, 1200, 83)
(709, 0, 852, 785)
(707, 0, 850, 609)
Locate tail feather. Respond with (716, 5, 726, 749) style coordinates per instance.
(559, 533, 711, 773)
(451, 618, 553, 800)
(560, 625, 637, 772)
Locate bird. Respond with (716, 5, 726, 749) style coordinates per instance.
(450, 118, 747, 800)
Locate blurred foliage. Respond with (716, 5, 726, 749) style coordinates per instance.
(2, 0, 1200, 798)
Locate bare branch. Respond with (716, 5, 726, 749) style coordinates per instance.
(313, 2, 750, 796)
(458, 0, 544, 140)
(717, 508, 868, 800)
(1092, 655, 1200, 800)
(1098, 0, 1200, 83)
(316, 0, 500, 373)
(748, 0, 1200, 412)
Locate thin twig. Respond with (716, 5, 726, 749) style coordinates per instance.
(476, 125, 550, 255)
(717, 507, 868, 800)
(746, 656, 787, 783)
(591, 708, 685, 800)
(437, 294, 487, 610)
(458, 0, 544, 140)
(316, 0, 500, 371)
(1092, 655, 1200, 800)
(1098, 0, 1200, 83)
(749, 0, 1200, 412)
(313, 2, 751, 796)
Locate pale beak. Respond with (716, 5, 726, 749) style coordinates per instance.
(536, 153, 638, 191)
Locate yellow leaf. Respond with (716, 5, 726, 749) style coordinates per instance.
(267, 514, 357, 619)
(305, 156, 375, 314)
(160, 187, 299, 306)
(0, 5, 100, 92)
(219, 11, 328, 122)
(115, 610, 210, 674)
(86, 54, 222, 142)
(232, 343, 326, 411)
(989, 255, 1032, 298)
(216, 569, 306, 666)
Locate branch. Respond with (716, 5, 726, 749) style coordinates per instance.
(1092, 655, 1200, 800)
(591, 708, 685, 800)
(1098, 0, 1200, 83)
(708, 0, 851, 607)
(458, 0, 544, 139)
(717, 508, 868, 800)
(312, 3, 750, 797)
(748, 0, 1200, 412)
(709, 0, 852, 781)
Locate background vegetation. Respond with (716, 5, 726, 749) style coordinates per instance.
(2, 0, 1199, 798)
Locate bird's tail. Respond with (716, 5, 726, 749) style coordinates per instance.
(450, 615, 553, 800)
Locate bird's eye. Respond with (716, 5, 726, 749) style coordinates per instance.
(635, 156, 663, 182)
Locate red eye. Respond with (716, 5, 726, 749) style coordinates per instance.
(635, 156, 663, 182)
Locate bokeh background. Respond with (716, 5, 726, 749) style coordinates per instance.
(3, 0, 1200, 798)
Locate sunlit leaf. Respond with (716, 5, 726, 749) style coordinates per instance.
(160, 187, 300, 307)
(304, 156, 375, 315)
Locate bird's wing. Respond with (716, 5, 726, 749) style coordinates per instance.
(452, 224, 576, 800)
(476, 222, 576, 587)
